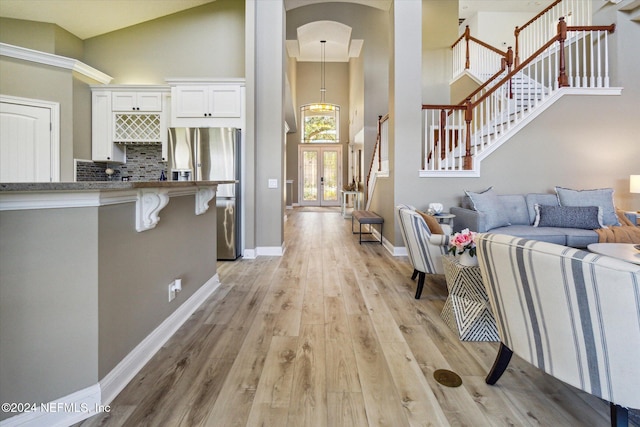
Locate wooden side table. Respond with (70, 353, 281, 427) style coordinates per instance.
(440, 256, 499, 341)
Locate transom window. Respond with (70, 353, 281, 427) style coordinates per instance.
(301, 104, 340, 143)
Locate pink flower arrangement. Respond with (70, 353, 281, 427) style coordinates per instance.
(449, 228, 477, 257)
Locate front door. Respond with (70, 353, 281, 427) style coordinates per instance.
(298, 145, 342, 206)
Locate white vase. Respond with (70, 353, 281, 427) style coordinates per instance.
(458, 251, 478, 267)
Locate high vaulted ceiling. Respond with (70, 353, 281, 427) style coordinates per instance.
(0, 0, 553, 41)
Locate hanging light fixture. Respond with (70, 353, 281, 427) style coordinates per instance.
(310, 40, 336, 112)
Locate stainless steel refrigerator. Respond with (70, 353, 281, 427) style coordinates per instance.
(167, 127, 241, 260)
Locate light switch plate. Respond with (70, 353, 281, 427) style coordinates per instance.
(268, 179, 278, 189)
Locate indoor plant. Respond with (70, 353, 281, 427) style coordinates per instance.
(449, 228, 478, 266)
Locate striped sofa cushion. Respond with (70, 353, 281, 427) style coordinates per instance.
(477, 233, 640, 409)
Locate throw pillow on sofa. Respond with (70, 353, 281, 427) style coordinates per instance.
(555, 186, 620, 226)
(533, 204, 605, 229)
(465, 187, 511, 230)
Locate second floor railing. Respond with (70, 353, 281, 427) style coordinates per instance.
(452, 26, 512, 81)
(452, 0, 592, 81)
(515, 0, 592, 65)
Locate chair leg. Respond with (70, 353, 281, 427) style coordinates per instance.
(610, 403, 628, 427)
(414, 272, 425, 299)
(485, 343, 513, 385)
(411, 269, 418, 280)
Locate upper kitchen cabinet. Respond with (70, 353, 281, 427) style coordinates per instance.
(91, 86, 171, 163)
(167, 79, 245, 128)
(112, 92, 163, 112)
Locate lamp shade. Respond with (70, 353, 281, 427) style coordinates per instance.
(631, 175, 640, 193)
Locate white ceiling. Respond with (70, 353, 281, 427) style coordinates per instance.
(0, 0, 553, 60)
(0, 0, 218, 40)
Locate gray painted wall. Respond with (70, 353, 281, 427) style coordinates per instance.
(0, 207, 99, 420)
(82, 0, 245, 85)
(97, 196, 217, 376)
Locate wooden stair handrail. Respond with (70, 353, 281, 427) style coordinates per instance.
(515, 0, 562, 37)
(365, 114, 389, 200)
(424, 19, 615, 171)
(456, 47, 513, 105)
(468, 35, 509, 57)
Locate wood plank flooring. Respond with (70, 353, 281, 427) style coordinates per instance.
(77, 208, 633, 427)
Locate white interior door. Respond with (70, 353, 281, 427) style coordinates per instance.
(0, 100, 54, 182)
(298, 144, 342, 207)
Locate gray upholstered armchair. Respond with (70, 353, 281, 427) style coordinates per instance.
(395, 205, 450, 299)
(476, 233, 640, 427)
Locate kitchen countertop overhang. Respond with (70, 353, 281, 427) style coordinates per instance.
(0, 180, 235, 232)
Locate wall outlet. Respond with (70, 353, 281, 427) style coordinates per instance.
(168, 283, 176, 302)
(168, 279, 181, 302)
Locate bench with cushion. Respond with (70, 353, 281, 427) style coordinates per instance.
(351, 210, 384, 244)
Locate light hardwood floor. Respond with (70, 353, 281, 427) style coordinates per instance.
(78, 208, 633, 426)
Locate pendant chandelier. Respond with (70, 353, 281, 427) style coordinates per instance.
(309, 40, 336, 112)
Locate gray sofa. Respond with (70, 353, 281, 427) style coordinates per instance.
(450, 193, 600, 248)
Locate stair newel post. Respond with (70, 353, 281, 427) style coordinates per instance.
(464, 99, 473, 170)
(557, 17, 569, 88)
(514, 26, 521, 67)
(506, 46, 514, 99)
(439, 109, 447, 160)
(464, 26, 471, 70)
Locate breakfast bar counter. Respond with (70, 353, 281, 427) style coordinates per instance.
(0, 180, 230, 425)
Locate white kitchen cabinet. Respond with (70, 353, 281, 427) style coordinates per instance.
(167, 79, 245, 128)
(174, 85, 241, 118)
(112, 92, 162, 112)
(91, 86, 170, 163)
(92, 91, 125, 163)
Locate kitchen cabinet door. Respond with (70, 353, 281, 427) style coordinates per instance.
(173, 86, 210, 117)
(92, 92, 125, 162)
(174, 85, 241, 118)
(112, 92, 162, 112)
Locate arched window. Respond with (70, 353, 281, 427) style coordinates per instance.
(301, 104, 340, 143)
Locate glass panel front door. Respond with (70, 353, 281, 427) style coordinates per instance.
(298, 145, 342, 206)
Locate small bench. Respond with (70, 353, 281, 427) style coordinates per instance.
(352, 210, 384, 244)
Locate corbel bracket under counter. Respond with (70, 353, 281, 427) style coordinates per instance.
(136, 189, 170, 232)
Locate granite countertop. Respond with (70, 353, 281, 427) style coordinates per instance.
(0, 180, 236, 192)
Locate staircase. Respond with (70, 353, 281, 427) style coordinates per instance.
(421, 15, 618, 176)
(365, 0, 630, 204)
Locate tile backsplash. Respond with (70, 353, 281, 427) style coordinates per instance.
(76, 145, 167, 182)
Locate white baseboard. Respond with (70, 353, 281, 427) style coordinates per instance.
(243, 248, 257, 259)
(0, 274, 221, 427)
(0, 384, 101, 427)
(100, 274, 220, 405)
(256, 245, 284, 256)
(367, 226, 407, 256)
